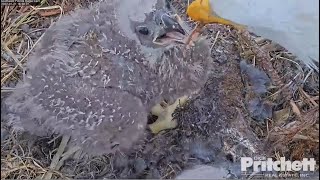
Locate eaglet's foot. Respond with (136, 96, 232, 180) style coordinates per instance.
(149, 96, 188, 134)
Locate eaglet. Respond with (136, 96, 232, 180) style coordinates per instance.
(4, 0, 212, 155)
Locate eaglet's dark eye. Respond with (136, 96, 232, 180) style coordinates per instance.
(136, 26, 149, 35)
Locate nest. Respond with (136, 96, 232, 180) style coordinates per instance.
(1, 0, 319, 179)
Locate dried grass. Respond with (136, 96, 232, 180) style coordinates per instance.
(1, 0, 88, 91)
(1, 1, 96, 179)
(236, 26, 319, 162)
(1, 2, 52, 90)
(1, 0, 319, 179)
(1, 131, 66, 179)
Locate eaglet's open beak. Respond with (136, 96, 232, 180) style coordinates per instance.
(152, 10, 187, 46)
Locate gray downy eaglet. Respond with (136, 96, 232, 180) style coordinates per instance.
(4, 0, 212, 155)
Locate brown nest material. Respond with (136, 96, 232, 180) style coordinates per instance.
(1, 0, 319, 179)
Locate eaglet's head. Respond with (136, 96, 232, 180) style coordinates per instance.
(127, 0, 212, 104)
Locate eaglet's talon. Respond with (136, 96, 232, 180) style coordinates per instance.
(149, 96, 188, 134)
